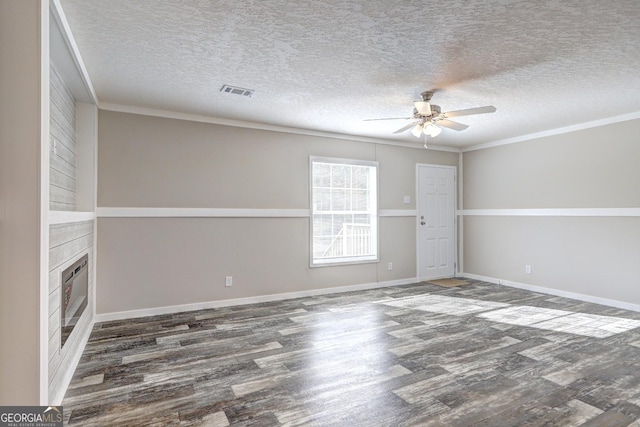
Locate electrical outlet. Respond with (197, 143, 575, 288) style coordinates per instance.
(225, 276, 233, 287)
(403, 196, 411, 204)
(525, 265, 532, 274)
(387, 262, 393, 271)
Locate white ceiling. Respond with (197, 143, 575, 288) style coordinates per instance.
(59, 0, 640, 149)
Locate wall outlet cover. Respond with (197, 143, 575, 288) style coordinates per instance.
(225, 276, 233, 286)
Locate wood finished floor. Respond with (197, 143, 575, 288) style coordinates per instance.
(63, 280, 640, 426)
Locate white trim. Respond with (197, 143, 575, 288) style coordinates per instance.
(50, 0, 98, 105)
(379, 209, 416, 217)
(459, 208, 640, 217)
(95, 208, 425, 218)
(461, 273, 640, 313)
(49, 210, 96, 224)
(97, 207, 311, 218)
(415, 165, 421, 281)
(39, 0, 51, 405)
(463, 111, 640, 152)
(309, 257, 378, 268)
(95, 277, 418, 323)
(458, 152, 464, 275)
(99, 103, 461, 153)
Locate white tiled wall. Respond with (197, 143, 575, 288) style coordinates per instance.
(48, 221, 94, 401)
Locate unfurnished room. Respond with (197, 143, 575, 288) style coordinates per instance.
(2, 1, 640, 426)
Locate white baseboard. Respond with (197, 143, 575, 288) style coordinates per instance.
(95, 277, 419, 323)
(461, 273, 640, 313)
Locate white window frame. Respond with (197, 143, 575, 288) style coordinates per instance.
(309, 156, 379, 267)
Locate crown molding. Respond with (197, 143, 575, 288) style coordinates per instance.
(462, 111, 640, 153)
(51, 0, 98, 105)
(99, 103, 461, 153)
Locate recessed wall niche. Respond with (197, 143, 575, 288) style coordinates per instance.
(49, 6, 97, 213)
(47, 3, 98, 405)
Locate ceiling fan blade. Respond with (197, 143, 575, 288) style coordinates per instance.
(438, 119, 469, 131)
(413, 101, 432, 116)
(442, 105, 496, 118)
(363, 117, 413, 121)
(393, 121, 420, 134)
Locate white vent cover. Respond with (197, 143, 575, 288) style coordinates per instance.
(220, 84, 254, 97)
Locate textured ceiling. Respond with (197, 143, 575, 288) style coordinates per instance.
(59, 0, 640, 148)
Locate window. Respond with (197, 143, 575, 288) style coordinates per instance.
(310, 157, 378, 266)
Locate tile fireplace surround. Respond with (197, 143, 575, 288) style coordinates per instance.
(49, 221, 94, 402)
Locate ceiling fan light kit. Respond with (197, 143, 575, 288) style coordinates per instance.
(410, 124, 424, 138)
(423, 122, 441, 137)
(365, 89, 497, 147)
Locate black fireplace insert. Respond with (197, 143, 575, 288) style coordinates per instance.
(61, 253, 88, 348)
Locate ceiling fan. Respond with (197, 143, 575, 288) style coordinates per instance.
(365, 90, 496, 142)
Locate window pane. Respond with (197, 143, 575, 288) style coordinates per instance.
(332, 164, 348, 188)
(313, 163, 331, 187)
(353, 167, 369, 189)
(353, 189, 369, 211)
(320, 215, 333, 236)
(331, 189, 348, 211)
(353, 213, 370, 224)
(313, 189, 331, 211)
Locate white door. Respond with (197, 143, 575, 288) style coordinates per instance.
(417, 165, 456, 280)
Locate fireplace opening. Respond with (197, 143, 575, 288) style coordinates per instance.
(61, 253, 88, 348)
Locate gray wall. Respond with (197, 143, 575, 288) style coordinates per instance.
(96, 110, 458, 314)
(49, 64, 77, 211)
(462, 118, 640, 305)
(0, 0, 45, 404)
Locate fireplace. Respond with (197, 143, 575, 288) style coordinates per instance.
(61, 254, 88, 348)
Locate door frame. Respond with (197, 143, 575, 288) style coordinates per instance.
(415, 164, 458, 281)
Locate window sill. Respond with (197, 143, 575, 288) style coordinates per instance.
(310, 257, 379, 268)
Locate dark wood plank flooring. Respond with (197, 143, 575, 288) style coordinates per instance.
(62, 280, 640, 426)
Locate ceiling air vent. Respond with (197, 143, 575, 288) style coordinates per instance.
(220, 84, 254, 97)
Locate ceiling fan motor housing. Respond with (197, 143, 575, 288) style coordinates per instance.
(421, 91, 435, 102)
(413, 104, 441, 119)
